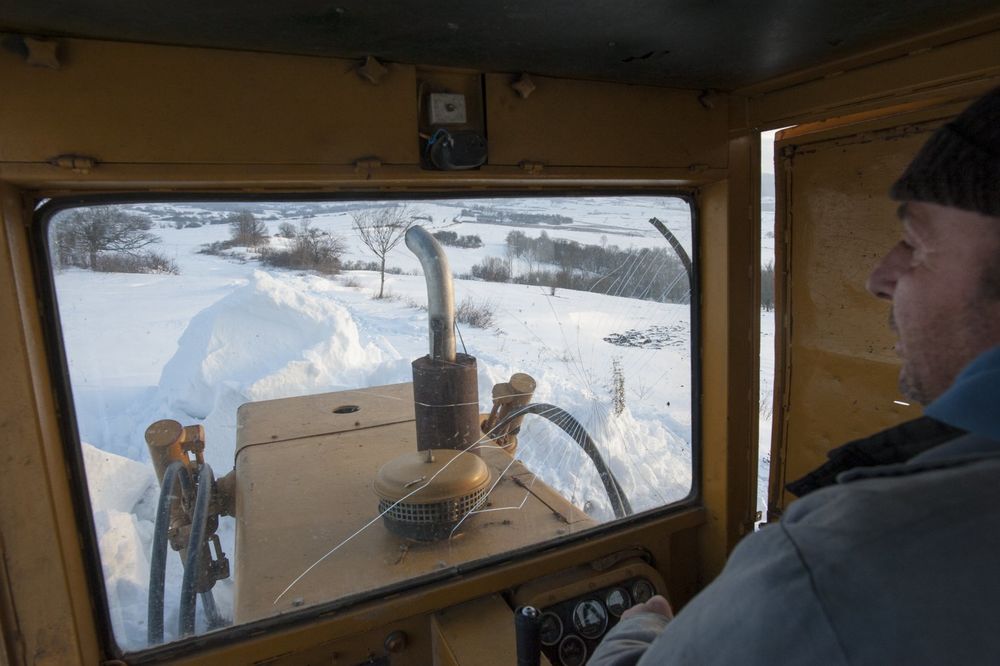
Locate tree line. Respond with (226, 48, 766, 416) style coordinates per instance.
(468, 231, 691, 303)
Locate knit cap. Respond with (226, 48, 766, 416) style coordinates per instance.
(891, 86, 1000, 217)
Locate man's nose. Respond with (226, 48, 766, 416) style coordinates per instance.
(866, 244, 903, 300)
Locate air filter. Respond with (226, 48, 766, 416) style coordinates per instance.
(374, 449, 491, 541)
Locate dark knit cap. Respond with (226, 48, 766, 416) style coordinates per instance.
(891, 86, 1000, 217)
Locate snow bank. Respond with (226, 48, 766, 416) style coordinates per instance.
(83, 443, 160, 649)
(157, 271, 385, 471)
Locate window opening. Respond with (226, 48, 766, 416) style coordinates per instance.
(45, 195, 697, 650)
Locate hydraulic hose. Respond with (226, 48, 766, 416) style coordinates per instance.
(493, 403, 632, 519)
(180, 463, 215, 637)
(148, 461, 191, 645)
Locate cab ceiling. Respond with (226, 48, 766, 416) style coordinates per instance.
(1, 1, 997, 89)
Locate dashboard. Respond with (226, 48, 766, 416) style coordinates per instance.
(509, 556, 665, 665)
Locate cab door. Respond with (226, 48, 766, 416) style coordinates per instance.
(767, 83, 998, 517)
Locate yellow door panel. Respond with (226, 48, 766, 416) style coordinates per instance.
(768, 86, 998, 516)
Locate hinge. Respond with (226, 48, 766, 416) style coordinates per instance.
(518, 160, 545, 175)
(3, 35, 61, 69)
(353, 157, 383, 180)
(48, 155, 97, 174)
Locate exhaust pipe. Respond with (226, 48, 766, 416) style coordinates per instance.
(406, 226, 481, 453)
(405, 226, 457, 361)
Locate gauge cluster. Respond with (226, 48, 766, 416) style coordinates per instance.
(536, 577, 658, 666)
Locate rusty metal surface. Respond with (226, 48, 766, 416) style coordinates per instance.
(412, 354, 481, 452)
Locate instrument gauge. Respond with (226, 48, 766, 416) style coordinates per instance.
(631, 579, 656, 604)
(539, 611, 563, 646)
(558, 634, 588, 666)
(572, 599, 608, 639)
(605, 586, 632, 617)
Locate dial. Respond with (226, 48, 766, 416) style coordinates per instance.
(558, 634, 588, 666)
(631, 579, 656, 604)
(539, 611, 563, 646)
(572, 599, 608, 639)
(605, 586, 632, 617)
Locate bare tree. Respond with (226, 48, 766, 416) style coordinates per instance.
(55, 206, 159, 269)
(227, 211, 268, 247)
(351, 206, 414, 298)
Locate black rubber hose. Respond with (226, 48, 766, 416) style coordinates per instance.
(147, 461, 191, 645)
(493, 403, 632, 518)
(179, 463, 214, 637)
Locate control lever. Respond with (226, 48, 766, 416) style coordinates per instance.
(515, 605, 542, 666)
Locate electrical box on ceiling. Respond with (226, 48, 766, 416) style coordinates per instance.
(418, 69, 487, 170)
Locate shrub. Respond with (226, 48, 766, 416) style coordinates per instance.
(456, 297, 496, 329)
(470, 257, 511, 282)
(198, 239, 238, 255)
(260, 227, 345, 275)
(278, 222, 297, 239)
(93, 251, 179, 275)
(342, 260, 404, 275)
(227, 211, 268, 247)
(611, 357, 625, 416)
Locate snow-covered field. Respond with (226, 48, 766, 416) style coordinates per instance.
(51, 196, 773, 649)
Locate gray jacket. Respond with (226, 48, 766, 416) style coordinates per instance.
(589, 432, 1000, 665)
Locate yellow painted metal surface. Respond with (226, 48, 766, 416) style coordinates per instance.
(431, 595, 552, 666)
(0, 39, 420, 167)
(0, 186, 98, 664)
(233, 383, 595, 623)
(694, 122, 761, 581)
(485, 74, 728, 169)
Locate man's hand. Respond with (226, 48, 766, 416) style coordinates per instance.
(621, 594, 673, 621)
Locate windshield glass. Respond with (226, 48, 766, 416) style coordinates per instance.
(47, 195, 695, 650)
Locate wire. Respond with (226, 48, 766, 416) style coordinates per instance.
(493, 403, 633, 518)
(147, 461, 191, 645)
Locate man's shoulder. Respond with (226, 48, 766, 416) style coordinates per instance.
(775, 451, 1000, 664)
(783, 443, 1000, 538)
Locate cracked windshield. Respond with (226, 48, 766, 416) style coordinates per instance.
(48, 196, 695, 649)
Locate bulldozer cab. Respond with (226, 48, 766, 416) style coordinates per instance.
(1, 3, 999, 664)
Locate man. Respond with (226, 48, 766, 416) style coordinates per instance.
(590, 86, 1000, 664)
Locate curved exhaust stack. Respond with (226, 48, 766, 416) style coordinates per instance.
(406, 225, 481, 453)
(405, 226, 457, 361)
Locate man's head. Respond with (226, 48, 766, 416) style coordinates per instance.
(867, 87, 1000, 404)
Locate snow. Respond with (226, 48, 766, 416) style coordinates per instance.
(47, 196, 772, 650)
